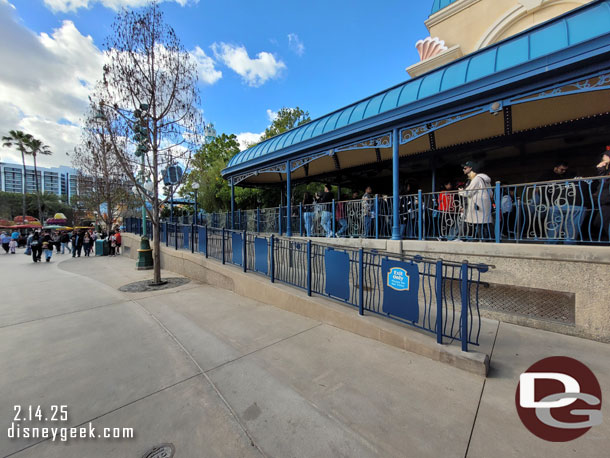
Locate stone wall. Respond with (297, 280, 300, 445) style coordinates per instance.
(292, 236, 610, 342)
(124, 233, 609, 342)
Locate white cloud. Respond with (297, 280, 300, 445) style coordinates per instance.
(191, 46, 222, 85)
(235, 132, 262, 151)
(287, 33, 305, 56)
(0, 1, 104, 167)
(266, 109, 278, 122)
(43, 0, 196, 13)
(211, 42, 286, 87)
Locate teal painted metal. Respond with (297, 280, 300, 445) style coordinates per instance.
(224, 1, 610, 174)
(431, 0, 459, 16)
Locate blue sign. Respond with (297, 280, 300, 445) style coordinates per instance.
(254, 237, 268, 274)
(381, 259, 419, 323)
(387, 267, 410, 291)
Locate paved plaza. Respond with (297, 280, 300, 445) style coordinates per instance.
(0, 249, 609, 457)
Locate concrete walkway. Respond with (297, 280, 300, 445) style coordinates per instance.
(0, 249, 608, 457)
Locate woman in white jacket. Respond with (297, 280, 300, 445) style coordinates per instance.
(458, 161, 493, 240)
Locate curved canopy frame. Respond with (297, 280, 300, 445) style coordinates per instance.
(224, 0, 610, 182)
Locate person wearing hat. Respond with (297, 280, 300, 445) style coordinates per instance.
(458, 161, 493, 240)
(593, 147, 610, 240)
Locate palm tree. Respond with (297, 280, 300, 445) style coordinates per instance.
(2, 130, 30, 225)
(26, 137, 53, 222)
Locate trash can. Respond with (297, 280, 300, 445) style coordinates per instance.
(95, 239, 109, 256)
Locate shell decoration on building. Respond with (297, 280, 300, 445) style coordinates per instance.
(415, 37, 448, 61)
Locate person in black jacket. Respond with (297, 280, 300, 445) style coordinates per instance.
(60, 231, 71, 254)
(30, 231, 42, 262)
(538, 162, 585, 243)
(71, 231, 83, 258)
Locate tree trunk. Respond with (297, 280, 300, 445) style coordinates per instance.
(33, 153, 43, 223)
(20, 150, 27, 225)
(153, 164, 161, 284)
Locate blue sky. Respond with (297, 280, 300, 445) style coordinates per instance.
(1, 0, 431, 167)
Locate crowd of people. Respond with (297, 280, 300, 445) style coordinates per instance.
(0, 227, 122, 263)
(297, 148, 610, 242)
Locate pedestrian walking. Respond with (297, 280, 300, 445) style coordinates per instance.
(90, 230, 98, 255)
(109, 231, 117, 256)
(1, 232, 10, 254)
(31, 232, 42, 262)
(25, 231, 32, 256)
(114, 229, 121, 255)
(71, 231, 83, 258)
(9, 238, 17, 254)
(60, 231, 70, 254)
(41, 232, 53, 262)
(83, 231, 92, 257)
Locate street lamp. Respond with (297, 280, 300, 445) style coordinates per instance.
(192, 182, 200, 225)
(133, 103, 153, 270)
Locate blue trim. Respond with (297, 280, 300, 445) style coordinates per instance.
(223, 1, 610, 178)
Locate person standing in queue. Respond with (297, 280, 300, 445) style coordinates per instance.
(319, 184, 334, 237)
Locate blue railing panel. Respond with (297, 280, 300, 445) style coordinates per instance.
(254, 237, 268, 275)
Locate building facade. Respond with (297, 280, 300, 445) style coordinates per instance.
(409, 0, 595, 76)
(0, 162, 78, 201)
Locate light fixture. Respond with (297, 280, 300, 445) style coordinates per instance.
(192, 182, 200, 191)
(490, 101, 503, 115)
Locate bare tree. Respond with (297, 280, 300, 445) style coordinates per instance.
(73, 103, 134, 231)
(92, 2, 202, 284)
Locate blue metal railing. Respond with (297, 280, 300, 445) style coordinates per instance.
(123, 219, 489, 350)
(146, 177, 610, 245)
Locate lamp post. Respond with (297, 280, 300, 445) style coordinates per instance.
(134, 104, 153, 270)
(192, 182, 200, 225)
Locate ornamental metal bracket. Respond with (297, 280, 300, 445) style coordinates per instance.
(335, 133, 392, 152)
(400, 108, 483, 144)
(510, 71, 610, 105)
(231, 162, 287, 185)
(290, 151, 330, 173)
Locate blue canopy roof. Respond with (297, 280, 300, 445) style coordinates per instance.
(225, 1, 610, 174)
(431, 0, 459, 16)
